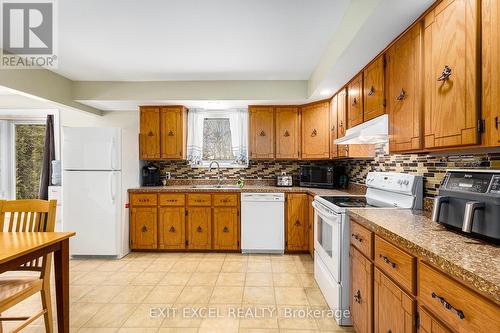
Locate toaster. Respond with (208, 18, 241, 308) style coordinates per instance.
(277, 172, 293, 187)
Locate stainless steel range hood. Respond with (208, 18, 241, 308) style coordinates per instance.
(334, 114, 388, 144)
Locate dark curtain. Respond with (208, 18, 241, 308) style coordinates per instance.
(38, 115, 55, 200)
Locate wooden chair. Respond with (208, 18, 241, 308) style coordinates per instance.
(0, 200, 57, 333)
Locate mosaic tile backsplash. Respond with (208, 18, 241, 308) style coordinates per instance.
(155, 150, 500, 198)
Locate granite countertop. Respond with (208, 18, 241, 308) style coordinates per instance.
(128, 185, 361, 196)
(348, 208, 500, 304)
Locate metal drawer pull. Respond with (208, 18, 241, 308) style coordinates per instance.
(379, 254, 397, 268)
(311, 129, 317, 137)
(367, 86, 375, 96)
(259, 130, 266, 136)
(168, 130, 174, 136)
(396, 88, 406, 101)
(431, 292, 465, 320)
(437, 65, 452, 81)
(223, 226, 229, 233)
(142, 226, 148, 232)
(196, 226, 203, 233)
(169, 226, 176, 232)
(353, 290, 361, 304)
(351, 233, 363, 242)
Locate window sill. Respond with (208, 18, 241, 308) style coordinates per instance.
(190, 161, 248, 169)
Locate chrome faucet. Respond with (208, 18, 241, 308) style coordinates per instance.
(208, 160, 222, 185)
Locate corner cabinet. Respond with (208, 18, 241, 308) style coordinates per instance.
(249, 106, 275, 159)
(347, 74, 364, 129)
(363, 55, 386, 122)
(423, 0, 480, 149)
(301, 101, 330, 159)
(275, 106, 300, 159)
(387, 23, 423, 153)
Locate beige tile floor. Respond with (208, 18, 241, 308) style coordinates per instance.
(1, 252, 355, 333)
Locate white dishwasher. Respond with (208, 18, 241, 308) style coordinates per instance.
(241, 193, 285, 254)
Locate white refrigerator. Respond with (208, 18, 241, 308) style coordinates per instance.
(62, 127, 123, 257)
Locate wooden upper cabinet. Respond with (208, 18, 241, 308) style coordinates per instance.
(347, 74, 364, 128)
(387, 23, 423, 153)
(483, 0, 500, 145)
(286, 193, 308, 251)
(249, 106, 275, 159)
(336, 88, 349, 158)
(301, 101, 330, 159)
(330, 95, 339, 158)
(139, 107, 161, 160)
(160, 106, 187, 159)
(350, 246, 373, 333)
(275, 106, 300, 159)
(363, 55, 386, 121)
(423, 0, 480, 149)
(374, 268, 415, 333)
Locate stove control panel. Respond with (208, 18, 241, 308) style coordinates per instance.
(366, 172, 420, 194)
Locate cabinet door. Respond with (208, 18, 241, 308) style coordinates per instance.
(423, 0, 479, 149)
(374, 268, 415, 333)
(387, 24, 423, 152)
(308, 195, 314, 257)
(350, 246, 373, 333)
(275, 106, 300, 159)
(364, 55, 386, 121)
(161, 106, 187, 159)
(347, 74, 364, 128)
(139, 107, 161, 160)
(336, 88, 349, 158)
(249, 106, 275, 159)
(213, 207, 239, 250)
(286, 193, 308, 251)
(130, 207, 157, 249)
(186, 207, 212, 249)
(330, 95, 339, 158)
(419, 307, 453, 333)
(301, 102, 330, 159)
(158, 207, 185, 249)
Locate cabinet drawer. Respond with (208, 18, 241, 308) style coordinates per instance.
(350, 220, 373, 259)
(187, 194, 212, 206)
(213, 194, 238, 206)
(374, 236, 415, 293)
(130, 193, 158, 206)
(418, 261, 500, 333)
(159, 194, 185, 206)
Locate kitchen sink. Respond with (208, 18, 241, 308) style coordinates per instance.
(190, 184, 242, 189)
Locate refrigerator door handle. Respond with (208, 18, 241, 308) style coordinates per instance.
(110, 140, 116, 170)
(109, 172, 116, 203)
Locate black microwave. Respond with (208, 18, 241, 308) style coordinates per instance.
(299, 165, 342, 189)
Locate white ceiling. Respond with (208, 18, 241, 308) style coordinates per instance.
(54, 0, 350, 81)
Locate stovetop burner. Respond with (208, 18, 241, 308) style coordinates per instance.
(319, 196, 371, 207)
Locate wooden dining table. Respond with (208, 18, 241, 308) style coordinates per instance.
(0, 232, 75, 333)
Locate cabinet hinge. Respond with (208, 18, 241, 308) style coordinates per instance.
(477, 119, 486, 133)
(185, 240, 189, 246)
(495, 116, 499, 129)
(185, 210, 188, 216)
(383, 54, 387, 68)
(383, 98, 387, 108)
(415, 312, 420, 329)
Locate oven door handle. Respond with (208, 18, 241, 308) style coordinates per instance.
(312, 202, 340, 222)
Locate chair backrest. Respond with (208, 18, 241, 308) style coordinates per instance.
(0, 199, 57, 272)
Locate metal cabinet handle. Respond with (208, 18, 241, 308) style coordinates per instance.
(353, 290, 361, 304)
(147, 131, 154, 137)
(167, 130, 174, 136)
(367, 86, 375, 96)
(294, 220, 301, 227)
(396, 88, 407, 101)
(142, 226, 148, 232)
(462, 201, 484, 233)
(352, 97, 357, 106)
(223, 226, 229, 233)
(169, 226, 176, 232)
(379, 254, 397, 268)
(284, 130, 290, 137)
(431, 292, 465, 319)
(196, 226, 203, 233)
(311, 129, 317, 137)
(351, 233, 363, 242)
(331, 125, 335, 131)
(437, 65, 452, 81)
(259, 130, 266, 137)
(431, 196, 449, 222)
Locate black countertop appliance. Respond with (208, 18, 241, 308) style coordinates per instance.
(142, 162, 161, 186)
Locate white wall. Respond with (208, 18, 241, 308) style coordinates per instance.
(59, 109, 140, 257)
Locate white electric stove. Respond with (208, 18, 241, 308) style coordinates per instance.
(312, 172, 423, 326)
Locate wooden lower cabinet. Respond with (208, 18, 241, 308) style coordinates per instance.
(158, 207, 185, 249)
(130, 207, 157, 249)
(374, 268, 415, 333)
(307, 194, 314, 257)
(213, 207, 239, 250)
(186, 207, 212, 250)
(419, 307, 453, 333)
(350, 246, 373, 333)
(286, 193, 309, 251)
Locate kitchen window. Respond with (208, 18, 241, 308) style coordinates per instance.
(187, 109, 248, 168)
